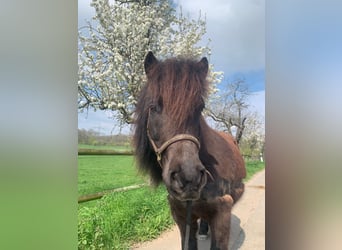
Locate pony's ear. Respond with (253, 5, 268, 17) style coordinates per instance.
(144, 51, 158, 74)
(197, 57, 208, 76)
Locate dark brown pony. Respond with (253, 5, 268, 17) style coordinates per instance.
(133, 52, 246, 250)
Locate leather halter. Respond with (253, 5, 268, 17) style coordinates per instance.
(147, 132, 200, 167)
(146, 110, 200, 167)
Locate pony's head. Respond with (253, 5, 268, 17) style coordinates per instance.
(134, 52, 210, 201)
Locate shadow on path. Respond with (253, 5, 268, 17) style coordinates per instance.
(230, 214, 245, 250)
(197, 214, 245, 250)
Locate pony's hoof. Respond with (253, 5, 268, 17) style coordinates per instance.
(197, 234, 208, 240)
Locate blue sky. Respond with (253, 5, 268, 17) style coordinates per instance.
(78, 0, 265, 135)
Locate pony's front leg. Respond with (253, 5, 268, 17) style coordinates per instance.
(209, 194, 234, 250)
(177, 217, 198, 250)
(168, 197, 198, 250)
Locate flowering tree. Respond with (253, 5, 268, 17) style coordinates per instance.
(239, 111, 265, 160)
(78, 0, 221, 124)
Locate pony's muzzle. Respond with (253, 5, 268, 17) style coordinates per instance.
(169, 164, 207, 201)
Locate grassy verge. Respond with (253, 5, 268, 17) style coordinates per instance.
(244, 160, 265, 181)
(78, 186, 173, 250)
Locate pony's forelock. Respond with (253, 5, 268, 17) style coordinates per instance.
(148, 58, 209, 129)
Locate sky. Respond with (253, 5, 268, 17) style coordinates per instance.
(78, 0, 265, 135)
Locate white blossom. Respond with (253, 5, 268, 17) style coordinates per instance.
(78, 0, 222, 124)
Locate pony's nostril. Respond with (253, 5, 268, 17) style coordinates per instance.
(197, 169, 206, 184)
(171, 171, 184, 188)
(170, 171, 177, 181)
(196, 171, 202, 184)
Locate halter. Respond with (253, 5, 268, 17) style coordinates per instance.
(147, 130, 200, 167)
(146, 108, 200, 167)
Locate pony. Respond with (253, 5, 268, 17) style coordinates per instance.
(133, 52, 246, 250)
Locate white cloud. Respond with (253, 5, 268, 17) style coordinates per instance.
(177, 0, 265, 73)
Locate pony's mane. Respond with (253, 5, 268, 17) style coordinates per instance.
(133, 55, 209, 185)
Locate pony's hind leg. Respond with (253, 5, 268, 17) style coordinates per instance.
(198, 219, 209, 240)
(181, 219, 198, 250)
(208, 194, 234, 250)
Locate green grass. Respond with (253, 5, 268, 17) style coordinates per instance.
(245, 160, 265, 181)
(78, 155, 146, 196)
(78, 186, 173, 250)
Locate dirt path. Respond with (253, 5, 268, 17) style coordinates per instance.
(132, 169, 265, 250)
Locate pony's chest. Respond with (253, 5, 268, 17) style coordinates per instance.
(200, 178, 231, 200)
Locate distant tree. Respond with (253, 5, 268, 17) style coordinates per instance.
(238, 112, 265, 160)
(207, 79, 250, 144)
(78, 0, 222, 124)
(78, 129, 88, 144)
(78, 128, 132, 146)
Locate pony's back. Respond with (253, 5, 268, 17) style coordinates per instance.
(200, 118, 246, 203)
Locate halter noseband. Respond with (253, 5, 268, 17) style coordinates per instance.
(147, 131, 200, 166)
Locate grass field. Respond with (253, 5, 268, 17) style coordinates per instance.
(78, 153, 265, 249)
(78, 154, 264, 197)
(78, 155, 146, 196)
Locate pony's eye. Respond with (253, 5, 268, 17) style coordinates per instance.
(150, 103, 162, 114)
(195, 102, 205, 114)
(150, 105, 157, 113)
(200, 103, 205, 111)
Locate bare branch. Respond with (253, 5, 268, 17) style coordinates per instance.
(207, 79, 251, 144)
